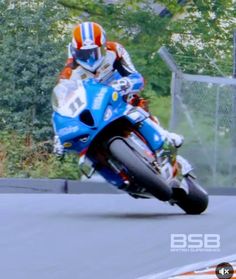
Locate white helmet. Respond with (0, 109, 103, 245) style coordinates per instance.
(70, 21, 106, 72)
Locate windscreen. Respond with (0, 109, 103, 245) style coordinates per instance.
(52, 80, 87, 118)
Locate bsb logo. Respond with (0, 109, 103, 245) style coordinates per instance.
(170, 234, 221, 252)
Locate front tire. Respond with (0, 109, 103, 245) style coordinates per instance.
(109, 138, 172, 201)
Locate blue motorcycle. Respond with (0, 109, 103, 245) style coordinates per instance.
(52, 79, 208, 214)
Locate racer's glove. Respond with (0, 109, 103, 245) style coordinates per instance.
(111, 77, 132, 96)
(129, 94, 149, 111)
(53, 135, 65, 159)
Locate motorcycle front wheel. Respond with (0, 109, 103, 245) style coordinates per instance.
(109, 138, 172, 201)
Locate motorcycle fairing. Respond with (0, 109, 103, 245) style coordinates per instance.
(125, 107, 164, 151)
(53, 79, 129, 151)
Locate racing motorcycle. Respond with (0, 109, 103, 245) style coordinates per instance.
(52, 78, 208, 214)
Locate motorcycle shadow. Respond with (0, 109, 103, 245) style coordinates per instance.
(62, 211, 187, 220)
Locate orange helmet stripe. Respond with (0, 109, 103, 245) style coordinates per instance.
(93, 22, 103, 47)
(73, 25, 83, 49)
(73, 22, 106, 49)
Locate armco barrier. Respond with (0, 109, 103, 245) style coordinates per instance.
(0, 178, 66, 193)
(0, 178, 121, 194)
(0, 178, 235, 195)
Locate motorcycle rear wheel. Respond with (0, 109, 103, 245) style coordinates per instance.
(174, 176, 209, 214)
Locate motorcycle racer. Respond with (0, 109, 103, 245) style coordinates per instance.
(54, 21, 184, 158)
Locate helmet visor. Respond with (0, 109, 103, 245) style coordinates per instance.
(72, 46, 101, 66)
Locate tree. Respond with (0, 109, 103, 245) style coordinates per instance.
(0, 0, 69, 140)
(160, 0, 236, 76)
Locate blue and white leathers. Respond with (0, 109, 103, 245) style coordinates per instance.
(68, 48, 144, 94)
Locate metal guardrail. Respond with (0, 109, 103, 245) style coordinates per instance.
(0, 178, 121, 194)
(0, 178, 235, 195)
(0, 178, 66, 193)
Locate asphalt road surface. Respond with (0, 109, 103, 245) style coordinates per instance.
(0, 193, 235, 279)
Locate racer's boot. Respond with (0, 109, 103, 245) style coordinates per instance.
(167, 132, 184, 148)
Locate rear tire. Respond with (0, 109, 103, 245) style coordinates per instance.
(109, 138, 172, 201)
(174, 176, 208, 214)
